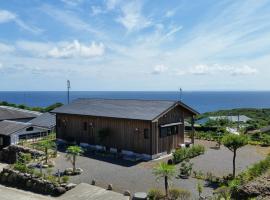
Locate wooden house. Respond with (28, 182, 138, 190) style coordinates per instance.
(52, 99, 198, 159)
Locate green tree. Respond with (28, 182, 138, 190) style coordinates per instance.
(153, 162, 176, 198)
(222, 134, 248, 178)
(66, 145, 83, 173)
(40, 139, 55, 164)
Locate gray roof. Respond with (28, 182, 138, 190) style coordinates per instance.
(28, 112, 56, 129)
(196, 115, 252, 125)
(0, 106, 41, 121)
(52, 98, 198, 121)
(0, 120, 30, 136)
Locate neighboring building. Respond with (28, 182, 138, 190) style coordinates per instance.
(52, 99, 198, 159)
(0, 112, 56, 149)
(196, 115, 251, 126)
(0, 106, 41, 122)
(28, 112, 56, 131)
(0, 120, 50, 149)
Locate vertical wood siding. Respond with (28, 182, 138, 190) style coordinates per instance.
(57, 114, 152, 154)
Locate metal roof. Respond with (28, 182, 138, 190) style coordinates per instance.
(0, 106, 41, 121)
(28, 112, 56, 129)
(52, 98, 198, 121)
(0, 120, 31, 136)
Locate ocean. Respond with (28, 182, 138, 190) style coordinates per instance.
(0, 91, 270, 113)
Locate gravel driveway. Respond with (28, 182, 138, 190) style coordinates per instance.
(53, 141, 269, 198)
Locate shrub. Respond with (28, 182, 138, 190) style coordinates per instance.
(148, 188, 164, 200)
(261, 134, 270, 146)
(173, 145, 205, 164)
(214, 186, 231, 200)
(169, 188, 191, 200)
(179, 160, 193, 177)
(61, 175, 69, 183)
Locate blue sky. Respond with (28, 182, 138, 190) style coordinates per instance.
(0, 0, 269, 91)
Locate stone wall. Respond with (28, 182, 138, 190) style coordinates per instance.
(0, 145, 44, 164)
(0, 168, 67, 196)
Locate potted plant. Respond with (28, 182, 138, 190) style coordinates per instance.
(179, 160, 193, 179)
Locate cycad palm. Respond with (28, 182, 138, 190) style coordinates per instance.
(153, 162, 176, 198)
(65, 145, 83, 173)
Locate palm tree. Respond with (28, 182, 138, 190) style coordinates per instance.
(65, 145, 83, 174)
(39, 139, 55, 164)
(153, 162, 176, 198)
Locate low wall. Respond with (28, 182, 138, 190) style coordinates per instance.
(0, 145, 44, 164)
(0, 168, 67, 196)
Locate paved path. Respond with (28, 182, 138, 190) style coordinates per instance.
(0, 183, 129, 200)
(53, 142, 269, 198)
(59, 183, 129, 200)
(0, 185, 52, 200)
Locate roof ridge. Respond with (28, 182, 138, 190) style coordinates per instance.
(3, 120, 31, 125)
(0, 106, 41, 115)
(75, 98, 177, 102)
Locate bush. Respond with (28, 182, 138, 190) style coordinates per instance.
(61, 175, 69, 183)
(173, 145, 205, 164)
(261, 134, 270, 146)
(148, 188, 164, 200)
(169, 188, 191, 200)
(179, 160, 193, 178)
(228, 154, 270, 193)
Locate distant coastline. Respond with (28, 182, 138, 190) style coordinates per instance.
(0, 91, 270, 113)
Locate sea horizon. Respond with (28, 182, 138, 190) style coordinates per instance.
(0, 91, 270, 113)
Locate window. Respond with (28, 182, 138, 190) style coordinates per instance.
(26, 127, 33, 131)
(83, 122, 87, 131)
(0, 137, 3, 146)
(144, 128, 149, 139)
(160, 125, 178, 138)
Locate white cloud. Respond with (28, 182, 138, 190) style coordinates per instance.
(230, 65, 258, 76)
(0, 10, 42, 34)
(116, 1, 151, 32)
(106, 0, 121, 10)
(47, 40, 105, 58)
(189, 65, 211, 75)
(165, 10, 176, 18)
(188, 64, 258, 76)
(165, 25, 183, 38)
(41, 5, 102, 37)
(16, 40, 53, 57)
(61, 0, 84, 6)
(91, 6, 105, 15)
(0, 43, 15, 53)
(0, 10, 16, 23)
(152, 64, 168, 75)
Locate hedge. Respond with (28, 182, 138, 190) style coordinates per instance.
(173, 145, 205, 164)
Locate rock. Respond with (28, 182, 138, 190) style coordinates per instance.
(65, 183, 76, 190)
(235, 173, 270, 199)
(107, 184, 113, 190)
(123, 190, 131, 196)
(91, 179, 96, 185)
(133, 192, 147, 200)
(53, 186, 66, 196)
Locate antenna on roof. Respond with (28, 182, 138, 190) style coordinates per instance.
(179, 87, 183, 102)
(67, 80, 71, 104)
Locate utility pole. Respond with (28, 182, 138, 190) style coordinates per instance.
(67, 80, 71, 104)
(179, 87, 183, 101)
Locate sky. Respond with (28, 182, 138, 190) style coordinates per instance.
(0, 0, 270, 91)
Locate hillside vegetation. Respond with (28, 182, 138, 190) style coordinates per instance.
(0, 101, 63, 112)
(199, 108, 270, 128)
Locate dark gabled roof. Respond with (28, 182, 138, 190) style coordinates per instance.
(28, 112, 56, 129)
(0, 106, 41, 121)
(0, 120, 31, 136)
(52, 98, 198, 121)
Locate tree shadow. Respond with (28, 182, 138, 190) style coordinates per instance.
(57, 144, 144, 167)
